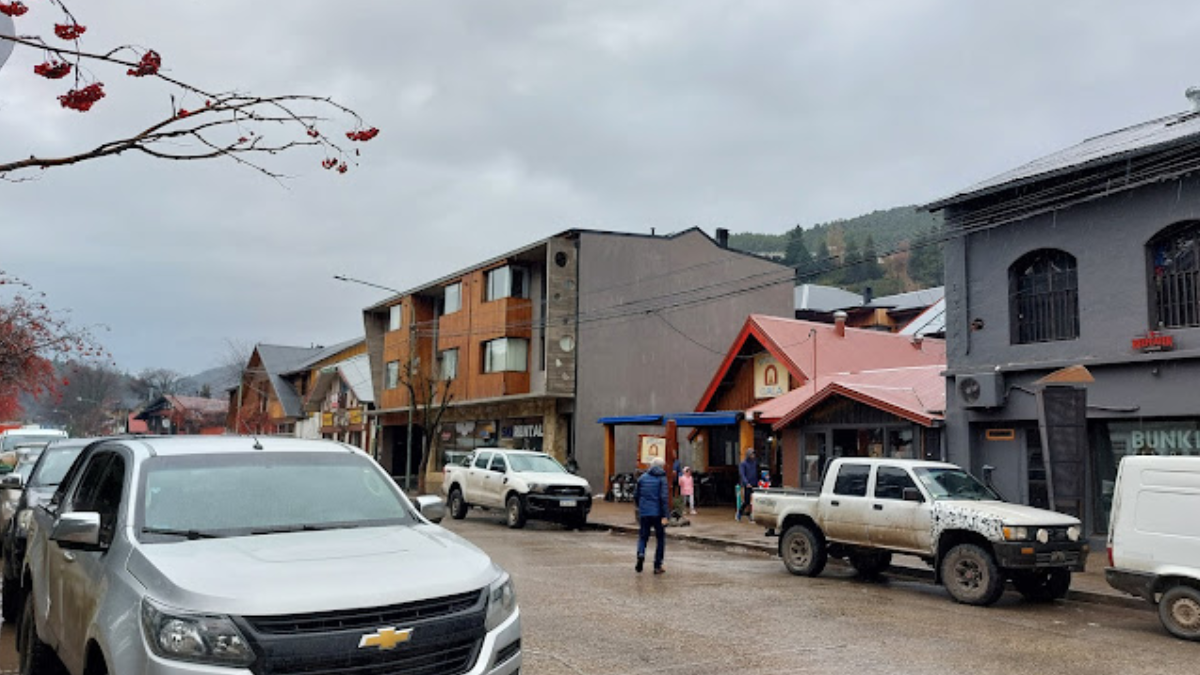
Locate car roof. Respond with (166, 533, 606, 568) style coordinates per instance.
(835, 458, 959, 469)
(112, 435, 361, 458)
(472, 448, 547, 457)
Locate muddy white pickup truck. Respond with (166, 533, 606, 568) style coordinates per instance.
(751, 458, 1088, 606)
(443, 448, 592, 529)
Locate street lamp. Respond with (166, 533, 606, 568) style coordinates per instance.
(333, 274, 417, 492)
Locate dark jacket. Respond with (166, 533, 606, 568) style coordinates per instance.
(739, 456, 758, 487)
(634, 466, 670, 518)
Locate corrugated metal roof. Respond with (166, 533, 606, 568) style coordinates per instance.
(338, 354, 374, 404)
(926, 107, 1200, 209)
(765, 365, 947, 429)
(900, 298, 947, 337)
(869, 286, 944, 311)
(794, 284, 863, 312)
(257, 344, 323, 419)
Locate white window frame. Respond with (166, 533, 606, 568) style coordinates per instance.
(483, 338, 528, 373)
(388, 304, 402, 332)
(385, 361, 400, 389)
(444, 283, 462, 315)
(485, 265, 529, 302)
(440, 349, 459, 381)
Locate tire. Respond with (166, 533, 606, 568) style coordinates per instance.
(1013, 569, 1071, 602)
(2, 574, 21, 625)
(780, 524, 827, 577)
(941, 543, 1004, 606)
(505, 494, 527, 529)
(1158, 584, 1200, 641)
(18, 594, 64, 675)
(447, 488, 468, 520)
(848, 551, 893, 578)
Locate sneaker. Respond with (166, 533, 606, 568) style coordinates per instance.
(653, 567, 666, 575)
(689, 510, 698, 515)
(635, 557, 644, 573)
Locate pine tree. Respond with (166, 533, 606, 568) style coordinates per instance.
(907, 227, 945, 286)
(861, 234, 884, 280)
(815, 240, 834, 283)
(784, 226, 816, 279)
(841, 235, 862, 284)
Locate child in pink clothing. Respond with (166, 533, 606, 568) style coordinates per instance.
(680, 466, 697, 515)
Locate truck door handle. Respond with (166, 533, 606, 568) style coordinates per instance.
(62, 551, 76, 563)
(873, 504, 883, 511)
(830, 500, 840, 507)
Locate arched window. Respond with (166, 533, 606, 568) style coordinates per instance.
(1149, 221, 1200, 328)
(1009, 249, 1079, 344)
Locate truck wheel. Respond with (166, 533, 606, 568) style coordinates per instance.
(1013, 569, 1071, 602)
(941, 544, 1004, 606)
(505, 494, 527, 529)
(2, 575, 21, 624)
(1159, 584, 1200, 641)
(848, 551, 893, 578)
(780, 524, 826, 577)
(18, 596, 64, 675)
(447, 488, 468, 520)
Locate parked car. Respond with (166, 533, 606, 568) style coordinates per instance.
(0, 443, 47, 534)
(18, 436, 522, 675)
(1106, 455, 1200, 641)
(443, 448, 592, 529)
(1, 438, 89, 623)
(751, 458, 1087, 606)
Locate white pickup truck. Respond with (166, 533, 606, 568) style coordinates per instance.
(443, 448, 592, 529)
(752, 458, 1088, 606)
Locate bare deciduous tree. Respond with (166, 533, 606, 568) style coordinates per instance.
(396, 359, 456, 495)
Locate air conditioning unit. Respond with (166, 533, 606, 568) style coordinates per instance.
(956, 372, 1005, 409)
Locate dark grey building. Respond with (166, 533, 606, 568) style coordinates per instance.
(926, 91, 1200, 535)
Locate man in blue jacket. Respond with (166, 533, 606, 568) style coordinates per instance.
(738, 448, 758, 521)
(634, 457, 670, 574)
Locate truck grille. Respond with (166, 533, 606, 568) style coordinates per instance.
(244, 590, 483, 635)
(545, 486, 586, 497)
(255, 633, 481, 675)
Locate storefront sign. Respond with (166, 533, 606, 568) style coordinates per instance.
(1132, 331, 1174, 353)
(348, 409, 363, 425)
(321, 412, 334, 427)
(502, 423, 542, 439)
(1131, 428, 1200, 453)
(754, 353, 786, 399)
(639, 435, 667, 465)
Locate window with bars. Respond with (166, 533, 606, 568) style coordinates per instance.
(1009, 249, 1079, 344)
(1150, 221, 1200, 328)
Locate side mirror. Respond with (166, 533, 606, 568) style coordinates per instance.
(414, 495, 445, 524)
(902, 487, 924, 503)
(0, 473, 23, 489)
(51, 512, 104, 550)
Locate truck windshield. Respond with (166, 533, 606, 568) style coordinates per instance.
(137, 452, 415, 539)
(508, 454, 567, 473)
(30, 445, 87, 487)
(913, 468, 1000, 501)
(2, 435, 61, 451)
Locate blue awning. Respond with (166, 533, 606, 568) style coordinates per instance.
(597, 412, 741, 427)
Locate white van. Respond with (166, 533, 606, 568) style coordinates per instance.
(0, 426, 68, 453)
(1106, 455, 1200, 641)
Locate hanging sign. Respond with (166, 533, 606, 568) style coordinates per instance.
(754, 353, 786, 399)
(1132, 331, 1174, 353)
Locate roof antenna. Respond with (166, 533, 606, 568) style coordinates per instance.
(251, 433, 263, 450)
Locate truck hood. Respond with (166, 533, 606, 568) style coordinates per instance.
(513, 472, 590, 490)
(937, 500, 1081, 526)
(127, 524, 499, 616)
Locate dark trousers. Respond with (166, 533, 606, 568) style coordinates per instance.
(740, 485, 754, 517)
(636, 515, 666, 568)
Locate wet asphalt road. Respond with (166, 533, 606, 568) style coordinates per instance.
(0, 516, 1193, 675)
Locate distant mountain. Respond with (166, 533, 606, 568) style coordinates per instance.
(728, 204, 944, 294)
(177, 365, 239, 398)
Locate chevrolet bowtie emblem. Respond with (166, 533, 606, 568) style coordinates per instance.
(359, 627, 414, 650)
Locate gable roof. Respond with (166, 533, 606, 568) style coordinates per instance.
(303, 354, 374, 413)
(767, 365, 947, 429)
(256, 344, 325, 419)
(695, 314, 946, 413)
(135, 394, 228, 420)
(900, 297, 947, 337)
(925, 106, 1200, 210)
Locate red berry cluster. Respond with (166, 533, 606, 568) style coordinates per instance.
(337, 163, 349, 174)
(307, 128, 320, 138)
(58, 83, 106, 112)
(321, 158, 338, 170)
(0, 2, 28, 17)
(54, 23, 87, 40)
(346, 127, 380, 142)
(177, 109, 191, 118)
(33, 61, 73, 80)
(127, 50, 162, 77)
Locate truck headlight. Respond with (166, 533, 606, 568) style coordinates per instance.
(485, 572, 517, 631)
(527, 483, 545, 493)
(1002, 526, 1029, 541)
(141, 598, 254, 668)
(1067, 526, 1081, 542)
(1036, 528, 1050, 544)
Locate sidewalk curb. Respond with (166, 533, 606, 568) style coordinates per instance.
(587, 521, 1151, 612)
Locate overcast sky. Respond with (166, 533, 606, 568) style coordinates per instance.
(3, 0, 1199, 375)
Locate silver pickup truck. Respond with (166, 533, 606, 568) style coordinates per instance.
(752, 458, 1088, 606)
(17, 436, 522, 675)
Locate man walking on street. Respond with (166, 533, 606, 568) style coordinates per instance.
(738, 448, 757, 521)
(634, 456, 669, 574)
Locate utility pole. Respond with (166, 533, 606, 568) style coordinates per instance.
(405, 299, 416, 493)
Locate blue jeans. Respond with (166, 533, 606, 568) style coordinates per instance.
(637, 515, 666, 568)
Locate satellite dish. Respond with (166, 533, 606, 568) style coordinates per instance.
(0, 14, 14, 72)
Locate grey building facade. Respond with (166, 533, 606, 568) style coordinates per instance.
(928, 98, 1200, 535)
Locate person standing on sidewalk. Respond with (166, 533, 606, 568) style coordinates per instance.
(680, 466, 697, 515)
(634, 457, 669, 574)
(738, 449, 757, 521)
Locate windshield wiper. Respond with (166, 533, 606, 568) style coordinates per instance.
(141, 526, 223, 540)
(247, 523, 362, 536)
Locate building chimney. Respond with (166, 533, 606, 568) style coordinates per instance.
(1188, 86, 1200, 112)
(911, 335, 924, 349)
(862, 286, 874, 306)
(834, 310, 847, 337)
(715, 228, 729, 249)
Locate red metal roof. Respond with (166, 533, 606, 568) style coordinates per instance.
(696, 314, 946, 414)
(767, 365, 947, 429)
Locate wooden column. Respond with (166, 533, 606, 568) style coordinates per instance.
(604, 424, 616, 487)
(739, 418, 754, 461)
(665, 419, 679, 497)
